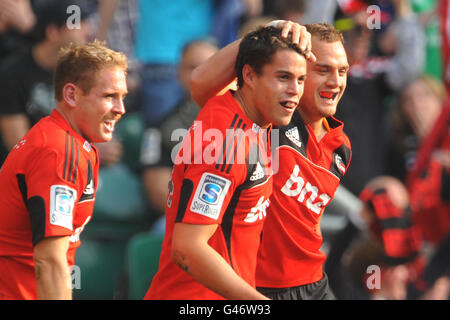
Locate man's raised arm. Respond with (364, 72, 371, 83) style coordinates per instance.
(190, 20, 315, 108)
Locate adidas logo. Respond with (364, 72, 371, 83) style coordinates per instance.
(83, 178, 95, 195)
(285, 127, 302, 148)
(250, 162, 265, 181)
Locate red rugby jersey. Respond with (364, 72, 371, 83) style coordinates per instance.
(0, 109, 98, 300)
(256, 110, 352, 288)
(145, 91, 273, 299)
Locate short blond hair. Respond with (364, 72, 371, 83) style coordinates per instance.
(54, 40, 128, 101)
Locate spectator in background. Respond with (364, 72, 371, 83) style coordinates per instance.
(212, 0, 263, 47)
(411, 0, 442, 81)
(334, 0, 426, 196)
(387, 75, 446, 182)
(0, 0, 37, 166)
(325, 176, 424, 300)
(133, 1, 214, 128)
(300, 0, 338, 25)
(139, 39, 219, 234)
(0, 0, 36, 60)
(0, 0, 91, 159)
(406, 101, 450, 299)
(264, 0, 306, 23)
(91, 0, 141, 114)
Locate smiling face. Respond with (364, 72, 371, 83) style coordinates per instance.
(250, 48, 307, 127)
(74, 66, 128, 142)
(298, 37, 348, 123)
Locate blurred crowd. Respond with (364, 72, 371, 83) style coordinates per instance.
(0, 0, 448, 300)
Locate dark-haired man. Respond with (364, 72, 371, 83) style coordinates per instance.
(145, 24, 308, 300)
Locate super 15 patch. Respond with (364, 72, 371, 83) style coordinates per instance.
(50, 185, 77, 230)
(190, 173, 231, 220)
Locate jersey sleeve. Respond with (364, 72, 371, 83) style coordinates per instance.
(176, 165, 238, 225)
(172, 104, 248, 225)
(24, 145, 80, 245)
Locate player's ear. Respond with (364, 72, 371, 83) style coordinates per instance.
(62, 83, 78, 108)
(242, 64, 256, 88)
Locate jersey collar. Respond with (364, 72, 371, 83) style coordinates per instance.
(50, 109, 94, 152)
(229, 90, 273, 133)
(291, 110, 344, 134)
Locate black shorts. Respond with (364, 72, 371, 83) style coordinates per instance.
(257, 273, 335, 300)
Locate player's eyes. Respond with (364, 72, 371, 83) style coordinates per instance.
(297, 75, 306, 84)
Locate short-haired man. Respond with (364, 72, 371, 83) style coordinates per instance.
(190, 22, 352, 300)
(145, 25, 307, 300)
(0, 41, 128, 300)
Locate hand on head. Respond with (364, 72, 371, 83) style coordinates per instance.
(266, 20, 317, 63)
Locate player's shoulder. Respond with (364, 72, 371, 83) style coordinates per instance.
(336, 124, 352, 152)
(341, 130, 352, 150)
(199, 91, 246, 132)
(326, 116, 352, 149)
(21, 116, 94, 185)
(328, 130, 352, 178)
(22, 116, 75, 161)
(36, 116, 66, 143)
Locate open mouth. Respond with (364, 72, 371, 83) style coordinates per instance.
(104, 119, 116, 132)
(280, 100, 298, 111)
(319, 91, 339, 103)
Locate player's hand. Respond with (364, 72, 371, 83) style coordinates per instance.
(266, 20, 316, 63)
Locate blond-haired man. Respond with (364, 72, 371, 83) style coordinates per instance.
(0, 42, 128, 300)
